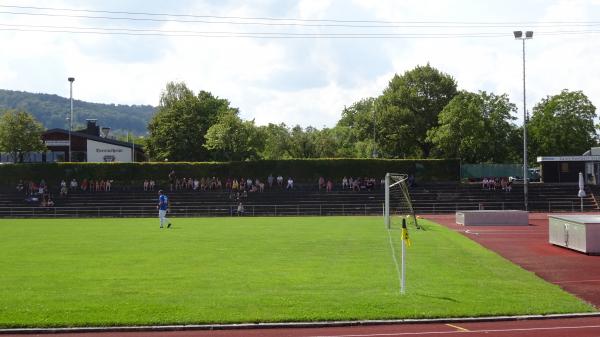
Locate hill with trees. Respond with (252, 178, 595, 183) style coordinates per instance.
(0, 89, 155, 135)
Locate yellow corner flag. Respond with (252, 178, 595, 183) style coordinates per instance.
(401, 220, 411, 247)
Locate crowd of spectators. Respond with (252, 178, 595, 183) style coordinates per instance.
(340, 176, 379, 192)
(482, 177, 513, 192)
(16, 177, 115, 207)
(17, 179, 54, 207)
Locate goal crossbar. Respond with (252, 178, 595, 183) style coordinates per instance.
(384, 173, 420, 230)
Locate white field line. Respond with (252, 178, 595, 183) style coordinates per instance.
(386, 228, 402, 296)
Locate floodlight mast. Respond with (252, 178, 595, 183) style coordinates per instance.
(68, 77, 75, 162)
(513, 31, 533, 211)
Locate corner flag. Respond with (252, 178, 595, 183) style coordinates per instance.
(401, 218, 411, 247)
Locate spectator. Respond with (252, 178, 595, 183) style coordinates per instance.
(286, 177, 294, 190)
(237, 202, 244, 216)
(318, 176, 325, 190)
(352, 179, 360, 192)
(267, 174, 274, 188)
(342, 176, 348, 189)
(232, 179, 239, 191)
(106, 180, 112, 192)
(16, 180, 24, 192)
(246, 178, 253, 190)
(277, 175, 284, 187)
(60, 184, 68, 197)
(144, 179, 149, 191)
(149, 179, 155, 191)
(168, 170, 176, 191)
(259, 181, 265, 192)
(408, 174, 415, 188)
(70, 178, 78, 191)
(81, 179, 88, 191)
(326, 179, 333, 192)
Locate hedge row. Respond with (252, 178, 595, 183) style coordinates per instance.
(0, 159, 460, 186)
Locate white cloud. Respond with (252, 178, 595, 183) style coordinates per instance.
(1, 0, 600, 129)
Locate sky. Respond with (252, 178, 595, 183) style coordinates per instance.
(1, 0, 600, 130)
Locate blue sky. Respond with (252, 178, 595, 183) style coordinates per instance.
(1, 0, 599, 130)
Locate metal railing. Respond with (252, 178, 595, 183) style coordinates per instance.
(0, 200, 593, 218)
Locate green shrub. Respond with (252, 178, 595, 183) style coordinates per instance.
(0, 159, 459, 186)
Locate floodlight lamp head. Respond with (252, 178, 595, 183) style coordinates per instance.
(525, 31, 534, 38)
(513, 31, 523, 39)
(68, 77, 75, 82)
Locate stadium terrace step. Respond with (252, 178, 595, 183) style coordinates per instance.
(0, 182, 597, 217)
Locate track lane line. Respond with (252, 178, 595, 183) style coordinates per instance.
(309, 324, 600, 337)
(554, 279, 600, 284)
(445, 323, 469, 332)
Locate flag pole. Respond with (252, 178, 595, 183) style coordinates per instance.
(401, 218, 406, 294)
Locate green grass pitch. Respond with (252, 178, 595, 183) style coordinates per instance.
(0, 216, 594, 328)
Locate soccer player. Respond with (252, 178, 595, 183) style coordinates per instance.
(157, 190, 172, 229)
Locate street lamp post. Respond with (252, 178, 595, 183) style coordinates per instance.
(513, 30, 533, 211)
(68, 77, 75, 162)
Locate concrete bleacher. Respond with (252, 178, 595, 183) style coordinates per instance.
(0, 181, 597, 218)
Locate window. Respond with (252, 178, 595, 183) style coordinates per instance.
(560, 162, 569, 173)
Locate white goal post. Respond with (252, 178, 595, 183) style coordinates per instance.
(384, 173, 420, 230)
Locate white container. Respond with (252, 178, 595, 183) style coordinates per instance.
(548, 215, 600, 254)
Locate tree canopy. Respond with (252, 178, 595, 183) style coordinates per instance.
(0, 109, 46, 163)
(427, 91, 520, 163)
(146, 82, 236, 161)
(128, 67, 600, 164)
(376, 64, 458, 158)
(528, 89, 597, 157)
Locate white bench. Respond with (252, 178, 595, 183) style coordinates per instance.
(456, 210, 529, 226)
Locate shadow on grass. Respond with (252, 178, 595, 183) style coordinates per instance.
(416, 293, 459, 303)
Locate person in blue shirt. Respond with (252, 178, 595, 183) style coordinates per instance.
(157, 190, 172, 229)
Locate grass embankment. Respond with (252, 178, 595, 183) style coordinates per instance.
(0, 217, 594, 327)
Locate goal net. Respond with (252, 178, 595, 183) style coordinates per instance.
(384, 173, 420, 230)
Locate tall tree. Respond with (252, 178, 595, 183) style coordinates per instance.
(204, 112, 262, 161)
(376, 64, 457, 158)
(288, 125, 318, 158)
(258, 123, 292, 159)
(528, 89, 597, 158)
(0, 109, 46, 163)
(336, 98, 378, 158)
(427, 91, 519, 163)
(146, 82, 236, 161)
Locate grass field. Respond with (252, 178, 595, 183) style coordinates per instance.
(0, 216, 594, 328)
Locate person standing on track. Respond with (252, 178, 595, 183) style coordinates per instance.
(157, 190, 172, 229)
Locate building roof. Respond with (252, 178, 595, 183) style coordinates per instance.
(44, 128, 140, 150)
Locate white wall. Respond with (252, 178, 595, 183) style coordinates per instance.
(86, 139, 132, 162)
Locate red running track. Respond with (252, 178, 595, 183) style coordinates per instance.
(3, 317, 600, 337)
(425, 213, 600, 307)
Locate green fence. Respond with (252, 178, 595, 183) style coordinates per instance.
(461, 164, 524, 179)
